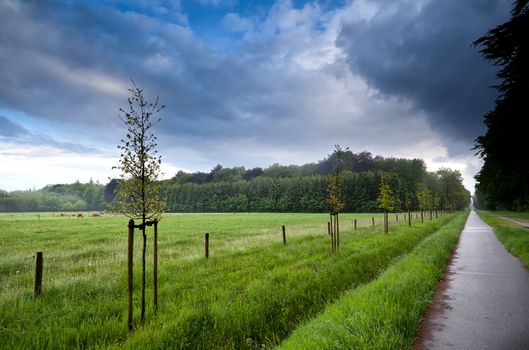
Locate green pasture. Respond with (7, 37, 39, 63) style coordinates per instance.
(0, 211, 455, 349)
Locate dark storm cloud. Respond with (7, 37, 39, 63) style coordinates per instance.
(337, 0, 511, 151)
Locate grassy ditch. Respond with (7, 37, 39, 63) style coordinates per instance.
(0, 212, 455, 349)
(278, 210, 469, 350)
(478, 211, 529, 269)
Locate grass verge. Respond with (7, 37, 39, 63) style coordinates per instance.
(477, 211, 529, 269)
(278, 210, 469, 350)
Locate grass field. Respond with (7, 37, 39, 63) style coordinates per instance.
(1, 211, 455, 349)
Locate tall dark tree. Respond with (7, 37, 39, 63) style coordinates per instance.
(473, 0, 529, 211)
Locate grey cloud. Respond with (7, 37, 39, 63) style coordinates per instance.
(337, 0, 511, 154)
(0, 116, 30, 137)
(0, 116, 99, 154)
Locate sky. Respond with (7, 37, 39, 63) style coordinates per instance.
(0, 0, 511, 193)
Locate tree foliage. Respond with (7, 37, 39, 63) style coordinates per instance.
(110, 81, 166, 220)
(326, 145, 346, 215)
(473, 0, 529, 211)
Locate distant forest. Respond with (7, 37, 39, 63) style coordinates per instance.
(0, 150, 470, 213)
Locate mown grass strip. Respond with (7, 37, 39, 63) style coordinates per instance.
(477, 211, 529, 269)
(278, 210, 469, 350)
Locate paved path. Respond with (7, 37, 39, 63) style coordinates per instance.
(415, 210, 529, 349)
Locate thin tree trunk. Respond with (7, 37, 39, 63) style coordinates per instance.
(383, 210, 387, 235)
(330, 213, 334, 252)
(141, 224, 146, 323)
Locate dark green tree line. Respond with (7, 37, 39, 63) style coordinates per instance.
(473, 0, 529, 211)
(1, 150, 470, 213)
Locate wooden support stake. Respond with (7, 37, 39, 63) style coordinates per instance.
(336, 214, 340, 249)
(354, 219, 357, 230)
(372, 217, 375, 226)
(34, 252, 43, 298)
(153, 220, 158, 312)
(205, 233, 209, 259)
(327, 221, 331, 235)
(396, 214, 399, 222)
(127, 219, 134, 331)
(282, 225, 286, 245)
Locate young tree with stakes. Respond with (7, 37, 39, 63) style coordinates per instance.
(378, 175, 395, 235)
(111, 81, 166, 326)
(326, 145, 346, 252)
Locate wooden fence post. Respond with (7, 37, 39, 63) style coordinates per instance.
(354, 219, 357, 230)
(396, 214, 399, 222)
(34, 252, 43, 297)
(327, 221, 331, 235)
(282, 225, 286, 245)
(372, 217, 375, 226)
(205, 233, 209, 259)
(153, 220, 158, 312)
(127, 219, 134, 331)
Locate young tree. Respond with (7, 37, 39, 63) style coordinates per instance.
(111, 81, 166, 324)
(326, 145, 346, 251)
(403, 191, 413, 227)
(378, 174, 395, 234)
(417, 187, 430, 223)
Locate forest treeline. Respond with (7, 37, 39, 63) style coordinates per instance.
(472, 1, 528, 211)
(0, 150, 470, 213)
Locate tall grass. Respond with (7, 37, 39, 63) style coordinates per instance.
(0, 212, 454, 349)
(278, 210, 469, 350)
(478, 211, 529, 269)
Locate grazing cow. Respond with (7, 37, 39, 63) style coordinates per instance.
(92, 213, 101, 217)
(77, 213, 84, 218)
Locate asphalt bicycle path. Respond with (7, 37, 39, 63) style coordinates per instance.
(414, 210, 529, 350)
